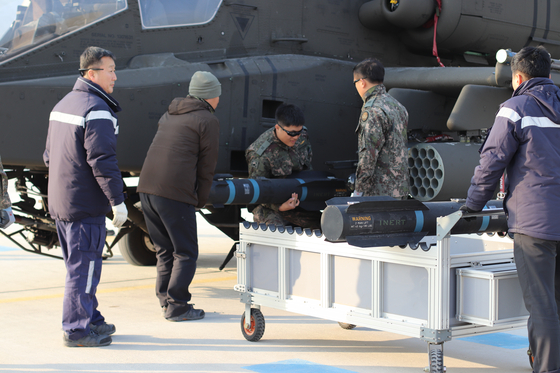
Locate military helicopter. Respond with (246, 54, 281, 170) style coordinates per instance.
(0, 0, 559, 266)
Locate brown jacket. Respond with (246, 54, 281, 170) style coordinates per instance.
(137, 96, 220, 208)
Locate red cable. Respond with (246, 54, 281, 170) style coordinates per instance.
(432, 0, 445, 67)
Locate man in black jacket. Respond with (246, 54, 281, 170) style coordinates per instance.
(137, 71, 221, 322)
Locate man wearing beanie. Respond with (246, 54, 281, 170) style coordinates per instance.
(137, 71, 221, 321)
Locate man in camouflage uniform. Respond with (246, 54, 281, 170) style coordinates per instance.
(0, 157, 15, 229)
(246, 103, 321, 229)
(353, 58, 409, 198)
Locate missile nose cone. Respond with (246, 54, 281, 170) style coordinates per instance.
(321, 205, 345, 242)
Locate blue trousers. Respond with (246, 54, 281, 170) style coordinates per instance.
(56, 216, 106, 340)
(140, 193, 198, 318)
(514, 234, 560, 373)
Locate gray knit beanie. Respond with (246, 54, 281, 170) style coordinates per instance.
(189, 71, 221, 99)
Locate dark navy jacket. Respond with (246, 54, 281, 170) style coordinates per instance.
(44, 77, 124, 221)
(466, 77, 560, 241)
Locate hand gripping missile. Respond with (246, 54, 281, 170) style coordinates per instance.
(207, 171, 350, 211)
(321, 196, 506, 247)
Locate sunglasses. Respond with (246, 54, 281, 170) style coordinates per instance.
(79, 67, 104, 77)
(353, 77, 364, 84)
(277, 123, 304, 137)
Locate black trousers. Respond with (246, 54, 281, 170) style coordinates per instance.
(514, 234, 560, 373)
(140, 193, 198, 318)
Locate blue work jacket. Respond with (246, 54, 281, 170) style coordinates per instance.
(44, 77, 124, 221)
(466, 77, 560, 241)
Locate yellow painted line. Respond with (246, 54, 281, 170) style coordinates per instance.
(0, 275, 237, 304)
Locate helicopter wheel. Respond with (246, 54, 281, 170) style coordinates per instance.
(118, 227, 157, 266)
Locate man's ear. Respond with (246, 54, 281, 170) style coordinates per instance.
(513, 73, 523, 87)
(517, 72, 530, 85)
(86, 69, 96, 81)
(359, 78, 367, 89)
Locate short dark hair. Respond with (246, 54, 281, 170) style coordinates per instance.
(275, 104, 305, 127)
(353, 58, 385, 83)
(511, 46, 551, 78)
(79, 46, 115, 76)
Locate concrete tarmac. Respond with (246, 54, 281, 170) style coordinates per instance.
(0, 215, 533, 373)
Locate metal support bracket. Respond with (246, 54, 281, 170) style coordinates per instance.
(0, 227, 62, 260)
(244, 303, 252, 329)
(239, 291, 252, 304)
(436, 211, 462, 240)
(420, 327, 452, 343)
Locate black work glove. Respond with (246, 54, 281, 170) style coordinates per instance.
(459, 205, 480, 221)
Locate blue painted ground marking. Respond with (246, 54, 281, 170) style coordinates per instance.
(0, 245, 18, 252)
(245, 359, 358, 373)
(458, 332, 528, 349)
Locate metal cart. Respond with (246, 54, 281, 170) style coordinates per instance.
(235, 210, 528, 372)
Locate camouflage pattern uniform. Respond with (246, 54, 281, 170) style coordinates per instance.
(0, 157, 11, 210)
(246, 127, 321, 228)
(356, 84, 409, 198)
(0, 156, 15, 229)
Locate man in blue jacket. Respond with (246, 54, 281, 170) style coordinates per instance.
(463, 46, 560, 373)
(44, 46, 128, 347)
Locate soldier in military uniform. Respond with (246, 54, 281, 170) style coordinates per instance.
(352, 58, 409, 198)
(0, 156, 15, 229)
(246, 103, 321, 229)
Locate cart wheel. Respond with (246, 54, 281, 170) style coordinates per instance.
(528, 346, 534, 369)
(241, 308, 265, 342)
(429, 347, 444, 373)
(338, 322, 356, 330)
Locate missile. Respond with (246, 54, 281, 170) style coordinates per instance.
(321, 196, 507, 248)
(207, 171, 350, 210)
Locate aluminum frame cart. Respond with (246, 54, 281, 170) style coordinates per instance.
(235, 210, 529, 372)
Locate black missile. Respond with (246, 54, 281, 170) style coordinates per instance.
(321, 197, 507, 248)
(207, 171, 350, 210)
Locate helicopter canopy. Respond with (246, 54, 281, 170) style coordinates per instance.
(0, 0, 222, 60)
